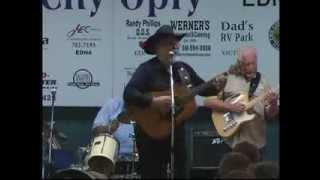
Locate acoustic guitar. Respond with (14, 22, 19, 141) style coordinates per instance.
(126, 75, 223, 140)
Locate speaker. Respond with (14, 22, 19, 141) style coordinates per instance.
(191, 130, 230, 168)
(185, 107, 231, 178)
(186, 107, 231, 169)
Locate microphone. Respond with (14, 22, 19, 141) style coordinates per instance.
(169, 47, 179, 55)
(169, 42, 180, 54)
(169, 49, 181, 62)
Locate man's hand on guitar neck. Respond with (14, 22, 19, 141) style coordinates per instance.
(264, 90, 279, 118)
(151, 96, 172, 115)
(204, 97, 245, 113)
(264, 90, 278, 107)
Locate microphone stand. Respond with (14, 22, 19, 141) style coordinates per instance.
(42, 135, 46, 178)
(168, 50, 176, 179)
(47, 88, 57, 178)
(129, 121, 138, 178)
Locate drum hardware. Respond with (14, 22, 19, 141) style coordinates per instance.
(42, 87, 57, 179)
(129, 121, 139, 176)
(70, 119, 140, 178)
(68, 146, 90, 171)
(48, 88, 57, 165)
(111, 121, 140, 178)
(52, 168, 108, 179)
(111, 173, 141, 179)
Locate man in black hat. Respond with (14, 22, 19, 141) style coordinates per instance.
(123, 25, 219, 178)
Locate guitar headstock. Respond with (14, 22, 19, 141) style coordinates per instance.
(263, 86, 280, 106)
(268, 86, 279, 98)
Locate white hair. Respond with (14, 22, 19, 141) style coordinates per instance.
(236, 47, 257, 63)
(228, 46, 257, 75)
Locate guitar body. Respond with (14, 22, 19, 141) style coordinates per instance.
(127, 85, 197, 140)
(212, 93, 256, 138)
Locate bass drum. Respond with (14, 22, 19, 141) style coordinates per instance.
(51, 168, 108, 179)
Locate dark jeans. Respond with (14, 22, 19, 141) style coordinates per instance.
(134, 124, 187, 179)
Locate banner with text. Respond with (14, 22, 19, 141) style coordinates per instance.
(43, 0, 279, 107)
(42, 0, 114, 106)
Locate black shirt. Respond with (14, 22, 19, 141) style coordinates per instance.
(123, 57, 218, 107)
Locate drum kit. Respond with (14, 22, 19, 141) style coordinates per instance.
(51, 121, 140, 179)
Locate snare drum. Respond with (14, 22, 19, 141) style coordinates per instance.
(87, 134, 119, 176)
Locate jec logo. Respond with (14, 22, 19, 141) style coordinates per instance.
(67, 24, 91, 38)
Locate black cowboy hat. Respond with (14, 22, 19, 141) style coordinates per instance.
(139, 25, 186, 55)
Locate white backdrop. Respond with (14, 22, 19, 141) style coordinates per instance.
(43, 0, 279, 107)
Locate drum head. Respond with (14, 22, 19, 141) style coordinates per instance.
(52, 168, 108, 179)
(88, 156, 114, 176)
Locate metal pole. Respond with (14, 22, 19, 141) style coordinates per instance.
(48, 88, 57, 177)
(169, 51, 176, 179)
(130, 121, 137, 176)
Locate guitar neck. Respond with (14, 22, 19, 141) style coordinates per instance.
(190, 72, 227, 98)
(175, 72, 228, 106)
(190, 80, 215, 97)
(245, 93, 268, 110)
(245, 88, 279, 110)
(179, 77, 218, 104)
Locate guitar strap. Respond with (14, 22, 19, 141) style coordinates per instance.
(248, 72, 261, 98)
(177, 66, 193, 89)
